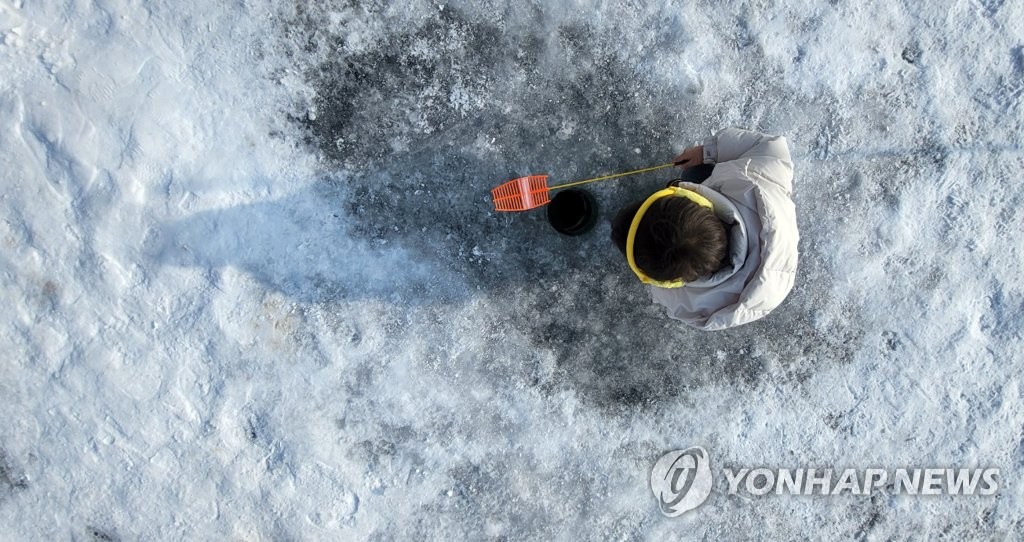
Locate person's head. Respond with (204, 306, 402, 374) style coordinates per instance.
(610, 195, 727, 283)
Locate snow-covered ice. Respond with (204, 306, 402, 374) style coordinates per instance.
(2, 0, 1023, 539)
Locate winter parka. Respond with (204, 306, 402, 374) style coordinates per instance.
(650, 127, 798, 330)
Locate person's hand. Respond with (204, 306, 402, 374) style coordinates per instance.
(673, 146, 704, 168)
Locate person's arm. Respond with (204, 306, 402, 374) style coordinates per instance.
(674, 127, 793, 192)
(701, 127, 791, 164)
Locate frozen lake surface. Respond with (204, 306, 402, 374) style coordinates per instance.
(1, 0, 1023, 538)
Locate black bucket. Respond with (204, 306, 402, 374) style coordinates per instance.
(546, 189, 599, 236)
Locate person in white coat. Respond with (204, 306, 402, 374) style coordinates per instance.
(610, 127, 798, 331)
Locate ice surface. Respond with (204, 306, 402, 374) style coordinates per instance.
(1, 0, 1023, 539)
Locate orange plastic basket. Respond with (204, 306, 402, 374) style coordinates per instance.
(491, 175, 550, 212)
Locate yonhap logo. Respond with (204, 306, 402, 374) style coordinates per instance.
(650, 446, 1000, 518)
(650, 446, 713, 517)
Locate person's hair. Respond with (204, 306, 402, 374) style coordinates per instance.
(610, 197, 728, 282)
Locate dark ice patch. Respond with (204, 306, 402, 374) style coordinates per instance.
(272, 1, 863, 410)
(243, 410, 290, 472)
(1012, 45, 1024, 75)
(901, 43, 921, 64)
(981, 280, 1023, 341)
(852, 493, 887, 540)
(85, 526, 120, 542)
(0, 449, 28, 496)
(976, 0, 1005, 19)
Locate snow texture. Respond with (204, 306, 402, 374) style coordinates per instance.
(1, 0, 1023, 539)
